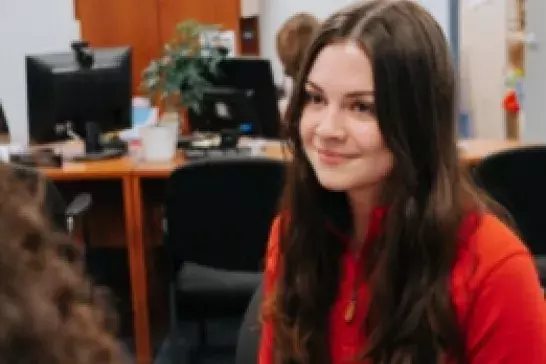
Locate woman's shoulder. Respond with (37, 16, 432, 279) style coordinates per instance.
(464, 213, 529, 267)
(452, 212, 537, 304)
(453, 214, 546, 361)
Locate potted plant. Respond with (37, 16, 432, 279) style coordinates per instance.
(141, 19, 225, 134)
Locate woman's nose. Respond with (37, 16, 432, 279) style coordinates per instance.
(315, 106, 346, 140)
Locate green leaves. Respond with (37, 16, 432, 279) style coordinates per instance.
(140, 19, 225, 114)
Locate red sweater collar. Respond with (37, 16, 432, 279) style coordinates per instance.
(327, 206, 387, 251)
(328, 207, 480, 252)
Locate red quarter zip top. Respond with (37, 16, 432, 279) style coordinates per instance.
(259, 209, 546, 363)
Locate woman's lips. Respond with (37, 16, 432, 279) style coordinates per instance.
(317, 149, 354, 166)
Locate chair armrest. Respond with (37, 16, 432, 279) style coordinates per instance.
(65, 193, 92, 236)
(66, 193, 92, 218)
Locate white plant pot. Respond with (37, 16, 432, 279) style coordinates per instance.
(140, 122, 178, 162)
(160, 110, 180, 125)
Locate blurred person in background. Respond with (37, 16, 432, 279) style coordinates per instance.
(276, 12, 320, 120)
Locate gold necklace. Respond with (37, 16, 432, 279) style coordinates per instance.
(344, 250, 360, 324)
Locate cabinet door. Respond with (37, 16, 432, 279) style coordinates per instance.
(158, 0, 240, 51)
(76, 0, 161, 95)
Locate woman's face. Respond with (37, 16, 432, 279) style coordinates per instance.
(299, 41, 394, 193)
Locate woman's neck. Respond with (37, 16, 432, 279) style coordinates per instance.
(347, 185, 382, 252)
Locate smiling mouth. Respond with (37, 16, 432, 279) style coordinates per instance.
(317, 149, 354, 165)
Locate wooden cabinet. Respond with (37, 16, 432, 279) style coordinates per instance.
(75, 0, 241, 95)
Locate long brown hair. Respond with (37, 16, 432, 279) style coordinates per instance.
(0, 163, 125, 364)
(270, 1, 486, 363)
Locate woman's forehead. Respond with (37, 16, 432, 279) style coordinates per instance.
(307, 42, 374, 94)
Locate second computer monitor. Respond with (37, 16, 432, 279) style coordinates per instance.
(26, 45, 132, 144)
(187, 57, 282, 139)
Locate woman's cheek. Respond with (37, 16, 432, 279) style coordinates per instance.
(346, 121, 386, 149)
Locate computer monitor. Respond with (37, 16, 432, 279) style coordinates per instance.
(186, 57, 282, 139)
(26, 42, 132, 159)
(192, 87, 260, 134)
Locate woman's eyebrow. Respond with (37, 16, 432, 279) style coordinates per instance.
(305, 80, 374, 97)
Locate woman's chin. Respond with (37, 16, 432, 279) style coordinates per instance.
(315, 174, 352, 192)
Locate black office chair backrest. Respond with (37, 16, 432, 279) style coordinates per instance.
(236, 281, 263, 364)
(164, 157, 285, 271)
(473, 146, 546, 256)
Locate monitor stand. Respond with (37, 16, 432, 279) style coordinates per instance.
(66, 121, 126, 162)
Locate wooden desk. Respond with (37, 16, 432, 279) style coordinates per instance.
(35, 138, 528, 364)
(458, 139, 524, 166)
(132, 140, 289, 178)
(41, 156, 134, 180)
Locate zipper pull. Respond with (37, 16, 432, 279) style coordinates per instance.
(344, 291, 357, 324)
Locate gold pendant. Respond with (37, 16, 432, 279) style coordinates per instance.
(344, 300, 356, 323)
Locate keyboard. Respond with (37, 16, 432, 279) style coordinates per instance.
(182, 146, 252, 160)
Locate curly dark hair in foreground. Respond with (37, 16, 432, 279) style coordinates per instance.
(0, 163, 124, 364)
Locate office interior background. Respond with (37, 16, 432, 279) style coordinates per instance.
(0, 0, 540, 145)
(0, 1, 544, 364)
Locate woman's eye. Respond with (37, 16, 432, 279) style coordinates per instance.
(350, 101, 376, 115)
(304, 91, 325, 105)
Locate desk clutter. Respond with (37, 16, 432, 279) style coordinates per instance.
(24, 42, 282, 167)
(183, 146, 251, 160)
(9, 148, 62, 168)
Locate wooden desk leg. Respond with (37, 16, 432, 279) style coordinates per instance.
(123, 176, 151, 364)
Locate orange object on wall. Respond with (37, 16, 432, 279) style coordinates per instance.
(503, 90, 520, 113)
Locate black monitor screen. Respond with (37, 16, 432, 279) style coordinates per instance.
(192, 87, 260, 133)
(26, 46, 132, 143)
(186, 57, 282, 139)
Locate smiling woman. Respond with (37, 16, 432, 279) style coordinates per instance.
(300, 42, 393, 202)
(259, 1, 546, 364)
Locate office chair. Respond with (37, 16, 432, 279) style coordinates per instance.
(473, 146, 546, 286)
(162, 157, 285, 362)
(235, 281, 263, 364)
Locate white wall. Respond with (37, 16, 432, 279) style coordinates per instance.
(460, 0, 507, 138)
(0, 0, 80, 145)
(260, 0, 453, 84)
